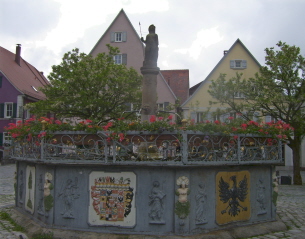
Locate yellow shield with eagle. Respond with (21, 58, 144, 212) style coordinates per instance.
(216, 171, 250, 224)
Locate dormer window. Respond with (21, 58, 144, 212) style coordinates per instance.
(111, 32, 127, 42)
(32, 86, 38, 92)
(230, 60, 247, 69)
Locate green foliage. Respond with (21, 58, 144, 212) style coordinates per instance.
(44, 194, 54, 211)
(27, 45, 142, 124)
(31, 232, 54, 239)
(175, 201, 190, 219)
(209, 41, 305, 184)
(0, 210, 25, 232)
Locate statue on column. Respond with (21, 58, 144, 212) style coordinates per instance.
(141, 24, 159, 68)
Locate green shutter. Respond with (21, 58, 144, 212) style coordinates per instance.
(0, 103, 4, 118)
(122, 32, 127, 42)
(122, 54, 127, 65)
(13, 103, 17, 118)
(242, 60, 247, 69)
(110, 32, 115, 42)
(230, 60, 235, 68)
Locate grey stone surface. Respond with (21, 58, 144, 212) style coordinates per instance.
(1, 163, 305, 239)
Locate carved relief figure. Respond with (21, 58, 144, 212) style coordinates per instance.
(37, 174, 44, 214)
(195, 183, 207, 224)
(58, 177, 80, 219)
(149, 181, 166, 223)
(141, 24, 159, 67)
(19, 170, 24, 203)
(26, 170, 33, 209)
(44, 172, 54, 216)
(257, 178, 267, 215)
(175, 176, 190, 219)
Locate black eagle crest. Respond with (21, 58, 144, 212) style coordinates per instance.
(218, 175, 248, 217)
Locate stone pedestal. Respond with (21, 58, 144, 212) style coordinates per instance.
(140, 66, 160, 122)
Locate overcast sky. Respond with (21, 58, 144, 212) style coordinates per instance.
(1, 0, 305, 87)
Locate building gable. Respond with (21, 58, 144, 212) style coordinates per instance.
(90, 9, 178, 111)
(182, 39, 261, 119)
(90, 9, 144, 72)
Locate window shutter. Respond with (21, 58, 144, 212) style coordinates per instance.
(0, 133, 3, 146)
(0, 103, 4, 118)
(230, 60, 235, 68)
(122, 54, 127, 65)
(110, 32, 115, 42)
(0, 76, 2, 88)
(164, 102, 169, 110)
(242, 60, 247, 68)
(191, 112, 196, 122)
(122, 32, 127, 42)
(13, 103, 17, 118)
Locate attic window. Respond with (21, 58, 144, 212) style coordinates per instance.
(111, 32, 127, 42)
(230, 60, 247, 69)
(32, 86, 38, 92)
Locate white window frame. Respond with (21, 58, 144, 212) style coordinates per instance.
(113, 54, 122, 65)
(230, 59, 247, 69)
(4, 102, 13, 118)
(115, 32, 122, 42)
(3, 132, 12, 145)
(196, 112, 205, 123)
(157, 103, 164, 111)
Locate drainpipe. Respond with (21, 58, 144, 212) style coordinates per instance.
(15, 44, 21, 66)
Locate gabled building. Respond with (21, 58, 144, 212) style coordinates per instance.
(90, 9, 186, 114)
(0, 44, 49, 158)
(181, 39, 261, 122)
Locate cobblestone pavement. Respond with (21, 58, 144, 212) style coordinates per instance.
(1, 164, 305, 239)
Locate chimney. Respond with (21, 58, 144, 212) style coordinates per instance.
(224, 50, 228, 55)
(15, 44, 21, 66)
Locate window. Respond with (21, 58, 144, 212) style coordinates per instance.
(265, 115, 278, 123)
(234, 91, 244, 98)
(5, 103, 13, 118)
(157, 102, 169, 111)
(3, 132, 12, 146)
(115, 32, 122, 42)
(157, 103, 164, 110)
(196, 112, 205, 123)
(113, 54, 127, 65)
(114, 55, 122, 64)
(32, 86, 38, 92)
(125, 103, 133, 111)
(111, 32, 127, 42)
(230, 60, 247, 69)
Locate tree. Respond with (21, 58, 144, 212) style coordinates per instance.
(28, 45, 142, 124)
(209, 41, 305, 185)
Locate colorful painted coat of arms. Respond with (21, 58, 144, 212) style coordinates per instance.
(88, 172, 136, 227)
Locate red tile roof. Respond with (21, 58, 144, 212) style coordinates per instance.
(160, 69, 189, 104)
(0, 46, 49, 100)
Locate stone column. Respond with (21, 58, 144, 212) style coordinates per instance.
(140, 67, 159, 121)
(140, 24, 159, 122)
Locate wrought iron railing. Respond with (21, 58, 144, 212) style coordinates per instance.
(9, 131, 284, 165)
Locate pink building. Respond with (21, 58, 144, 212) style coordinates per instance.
(90, 9, 189, 116)
(0, 44, 49, 159)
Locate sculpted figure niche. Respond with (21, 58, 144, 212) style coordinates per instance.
(141, 24, 159, 68)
